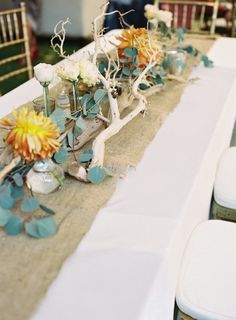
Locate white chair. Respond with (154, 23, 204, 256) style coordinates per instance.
(212, 147, 236, 222)
(176, 220, 236, 320)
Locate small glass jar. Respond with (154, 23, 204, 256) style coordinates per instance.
(55, 81, 71, 110)
(166, 49, 186, 76)
(32, 97, 55, 115)
(26, 158, 64, 194)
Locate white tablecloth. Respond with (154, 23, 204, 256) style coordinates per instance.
(2, 37, 236, 320)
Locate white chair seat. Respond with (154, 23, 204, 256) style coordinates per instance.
(214, 147, 236, 209)
(176, 220, 236, 320)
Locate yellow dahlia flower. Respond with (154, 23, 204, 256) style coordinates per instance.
(116, 26, 162, 65)
(0, 108, 60, 162)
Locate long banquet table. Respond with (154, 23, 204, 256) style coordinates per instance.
(1, 36, 236, 320)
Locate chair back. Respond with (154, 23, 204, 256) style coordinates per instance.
(154, 0, 219, 34)
(0, 2, 32, 84)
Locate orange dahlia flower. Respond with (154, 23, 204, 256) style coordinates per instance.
(116, 26, 162, 65)
(0, 108, 60, 162)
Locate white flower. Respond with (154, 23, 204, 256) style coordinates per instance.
(155, 9, 173, 28)
(56, 60, 81, 82)
(144, 5, 173, 28)
(144, 4, 159, 20)
(78, 59, 99, 86)
(34, 63, 54, 83)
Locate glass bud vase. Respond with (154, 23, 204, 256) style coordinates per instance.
(26, 158, 64, 194)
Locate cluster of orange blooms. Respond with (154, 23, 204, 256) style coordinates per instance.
(116, 26, 162, 65)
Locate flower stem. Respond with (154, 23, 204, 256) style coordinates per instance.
(42, 84, 51, 117)
(72, 81, 79, 113)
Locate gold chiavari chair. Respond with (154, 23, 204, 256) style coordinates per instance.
(154, 0, 219, 34)
(0, 2, 33, 86)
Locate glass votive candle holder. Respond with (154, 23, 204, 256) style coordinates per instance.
(32, 97, 55, 115)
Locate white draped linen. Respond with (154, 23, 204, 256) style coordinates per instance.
(2, 37, 236, 320)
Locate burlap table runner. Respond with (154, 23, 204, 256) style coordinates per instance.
(0, 35, 214, 320)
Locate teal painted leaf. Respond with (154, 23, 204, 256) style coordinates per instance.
(0, 194, 15, 209)
(0, 184, 11, 196)
(124, 47, 138, 59)
(104, 167, 114, 177)
(36, 217, 57, 238)
(122, 67, 131, 76)
(132, 68, 142, 76)
(25, 219, 41, 238)
(84, 149, 93, 155)
(162, 57, 172, 70)
(76, 116, 86, 131)
(67, 131, 74, 148)
(87, 166, 105, 184)
(0, 207, 12, 226)
(201, 55, 214, 68)
(39, 204, 55, 215)
(74, 126, 83, 137)
(5, 215, 23, 235)
(139, 83, 150, 90)
(11, 186, 25, 199)
(80, 93, 93, 106)
(21, 197, 40, 213)
(50, 108, 66, 133)
(86, 112, 97, 120)
(85, 99, 96, 112)
(79, 151, 93, 163)
(153, 74, 164, 85)
(54, 146, 69, 164)
(177, 27, 186, 43)
(98, 62, 108, 74)
(12, 173, 24, 187)
(94, 89, 107, 104)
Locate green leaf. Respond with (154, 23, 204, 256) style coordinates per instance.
(36, 217, 57, 238)
(0, 194, 15, 209)
(21, 197, 40, 213)
(12, 173, 24, 187)
(54, 146, 69, 164)
(25, 219, 41, 238)
(124, 47, 138, 59)
(5, 215, 23, 235)
(39, 204, 55, 215)
(50, 108, 66, 133)
(0, 207, 12, 226)
(11, 186, 25, 199)
(201, 55, 214, 68)
(139, 83, 150, 90)
(87, 166, 105, 184)
(94, 89, 107, 104)
(76, 116, 86, 131)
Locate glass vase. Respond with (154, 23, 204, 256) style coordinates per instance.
(26, 158, 64, 194)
